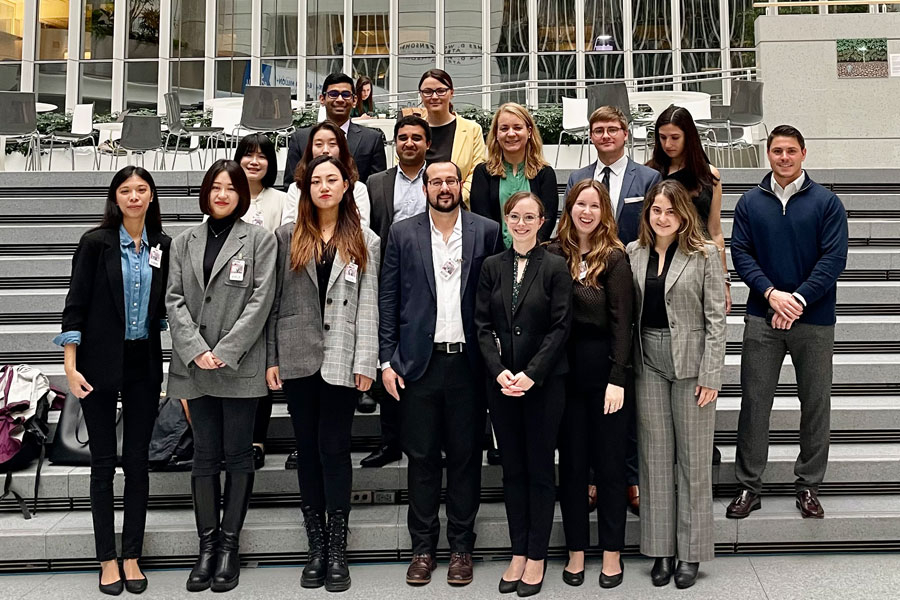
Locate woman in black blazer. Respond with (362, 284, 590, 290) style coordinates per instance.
(470, 103, 558, 244)
(55, 166, 170, 596)
(475, 191, 572, 597)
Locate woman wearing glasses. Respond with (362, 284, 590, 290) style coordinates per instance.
(471, 103, 559, 248)
(476, 191, 572, 596)
(418, 69, 485, 205)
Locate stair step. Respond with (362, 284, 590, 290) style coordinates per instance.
(0, 223, 195, 246)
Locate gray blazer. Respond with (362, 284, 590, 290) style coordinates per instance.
(266, 224, 380, 387)
(166, 219, 277, 399)
(627, 241, 726, 390)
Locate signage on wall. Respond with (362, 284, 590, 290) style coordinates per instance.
(891, 54, 900, 77)
(836, 38, 889, 79)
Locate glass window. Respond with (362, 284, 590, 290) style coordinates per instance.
(729, 0, 764, 49)
(83, 1, 114, 60)
(490, 0, 528, 53)
(0, 63, 22, 91)
(682, 51, 722, 101)
(633, 0, 671, 51)
(261, 58, 298, 95)
(306, 57, 343, 102)
(352, 57, 389, 100)
(307, 0, 344, 55)
(80, 61, 112, 113)
(634, 52, 673, 89)
(217, 0, 251, 57)
(399, 56, 435, 94)
(125, 61, 158, 109)
(445, 55, 482, 108)
(681, 0, 719, 49)
(261, 0, 298, 57)
(354, 0, 389, 55)
(398, 0, 434, 55)
(170, 60, 204, 108)
(585, 0, 625, 52)
(172, 0, 205, 58)
(35, 62, 66, 109)
(586, 52, 625, 82)
(38, 0, 69, 60)
(0, 0, 26, 61)
(537, 53, 576, 104)
(127, 0, 159, 58)
(538, 0, 577, 52)
(446, 0, 481, 54)
(490, 55, 528, 106)
(216, 58, 250, 97)
(730, 50, 756, 72)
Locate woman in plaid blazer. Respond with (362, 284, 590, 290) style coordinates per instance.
(626, 179, 726, 590)
(265, 155, 380, 592)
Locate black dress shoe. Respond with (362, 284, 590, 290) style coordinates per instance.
(796, 489, 825, 519)
(124, 574, 148, 595)
(599, 558, 624, 589)
(98, 568, 124, 596)
(561, 566, 584, 587)
(674, 561, 699, 589)
(487, 448, 502, 466)
(499, 577, 520, 594)
(285, 450, 298, 470)
(360, 445, 402, 468)
(726, 489, 762, 519)
(650, 556, 675, 587)
(357, 393, 377, 414)
(516, 563, 547, 597)
(252, 445, 265, 470)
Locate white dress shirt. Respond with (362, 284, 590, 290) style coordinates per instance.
(430, 210, 465, 344)
(771, 171, 806, 212)
(594, 153, 629, 213)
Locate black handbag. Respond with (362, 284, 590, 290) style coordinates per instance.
(48, 392, 123, 466)
(148, 397, 193, 471)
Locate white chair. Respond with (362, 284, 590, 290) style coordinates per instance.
(554, 97, 591, 168)
(210, 105, 248, 160)
(44, 103, 99, 170)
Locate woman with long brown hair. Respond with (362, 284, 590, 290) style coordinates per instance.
(548, 179, 634, 589)
(627, 179, 725, 589)
(350, 75, 377, 118)
(265, 154, 380, 592)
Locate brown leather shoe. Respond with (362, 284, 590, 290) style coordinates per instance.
(447, 552, 473, 586)
(796, 489, 824, 519)
(726, 489, 762, 519)
(406, 554, 436, 586)
(627, 485, 640, 516)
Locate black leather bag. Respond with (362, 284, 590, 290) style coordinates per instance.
(148, 397, 193, 471)
(48, 392, 123, 466)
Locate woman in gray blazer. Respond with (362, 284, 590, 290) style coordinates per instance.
(265, 155, 379, 593)
(626, 179, 726, 590)
(166, 159, 276, 593)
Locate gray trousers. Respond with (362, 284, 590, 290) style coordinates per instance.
(735, 315, 834, 494)
(636, 328, 716, 563)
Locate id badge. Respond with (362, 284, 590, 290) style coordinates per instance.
(439, 258, 459, 280)
(344, 260, 358, 284)
(149, 244, 163, 268)
(578, 260, 588, 281)
(229, 259, 246, 281)
(251, 208, 264, 227)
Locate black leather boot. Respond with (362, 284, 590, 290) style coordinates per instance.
(325, 510, 351, 592)
(300, 505, 328, 588)
(211, 472, 254, 593)
(186, 476, 221, 592)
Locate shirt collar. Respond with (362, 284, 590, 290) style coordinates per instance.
(119, 223, 148, 248)
(398, 164, 426, 184)
(504, 161, 526, 176)
(340, 119, 351, 134)
(772, 171, 806, 196)
(596, 153, 629, 177)
(428, 209, 463, 238)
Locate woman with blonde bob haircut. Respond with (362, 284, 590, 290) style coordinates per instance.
(471, 103, 559, 245)
(548, 179, 634, 589)
(626, 179, 726, 590)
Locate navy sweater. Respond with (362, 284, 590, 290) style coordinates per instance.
(731, 173, 848, 326)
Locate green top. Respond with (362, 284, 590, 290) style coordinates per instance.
(350, 105, 377, 118)
(498, 161, 531, 248)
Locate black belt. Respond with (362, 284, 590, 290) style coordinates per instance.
(433, 342, 465, 354)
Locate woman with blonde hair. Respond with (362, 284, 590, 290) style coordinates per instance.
(626, 179, 726, 589)
(548, 179, 633, 589)
(471, 103, 558, 246)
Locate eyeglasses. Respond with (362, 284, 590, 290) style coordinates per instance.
(325, 90, 354, 100)
(506, 214, 539, 224)
(592, 126, 623, 136)
(420, 87, 451, 98)
(427, 178, 460, 188)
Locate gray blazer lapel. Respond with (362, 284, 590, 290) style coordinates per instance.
(188, 225, 207, 290)
(327, 251, 347, 292)
(618, 160, 637, 219)
(209, 227, 247, 284)
(664, 248, 690, 296)
(305, 256, 317, 289)
(384, 169, 396, 218)
(347, 123, 362, 156)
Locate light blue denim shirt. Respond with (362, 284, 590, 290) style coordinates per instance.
(392, 164, 427, 223)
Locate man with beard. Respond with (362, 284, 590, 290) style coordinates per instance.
(379, 161, 503, 586)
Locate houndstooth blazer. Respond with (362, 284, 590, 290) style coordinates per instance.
(627, 241, 726, 390)
(266, 224, 380, 387)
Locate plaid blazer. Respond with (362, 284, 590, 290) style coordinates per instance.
(266, 224, 380, 387)
(627, 241, 726, 390)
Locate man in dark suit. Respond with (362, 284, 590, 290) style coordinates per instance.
(283, 73, 387, 188)
(380, 161, 503, 586)
(359, 115, 432, 469)
(564, 105, 662, 514)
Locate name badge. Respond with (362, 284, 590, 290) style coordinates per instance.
(251, 208, 264, 227)
(344, 260, 358, 284)
(149, 244, 163, 268)
(229, 259, 245, 281)
(440, 258, 460, 280)
(578, 260, 588, 281)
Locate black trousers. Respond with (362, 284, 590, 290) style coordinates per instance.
(400, 351, 484, 555)
(490, 375, 565, 560)
(624, 372, 639, 487)
(79, 339, 159, 562)
(558, 338, 627, 552)
(370, 372, 400, 449)
(187, 396, 258, 477)
(283, 373, 358, 513)
(252, 391, 273, 445)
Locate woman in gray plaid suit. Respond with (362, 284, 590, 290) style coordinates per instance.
(626, 179, 726, 589)
(265, 155, 380, 593)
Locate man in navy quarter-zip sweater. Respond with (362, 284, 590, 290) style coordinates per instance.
(725, 125, 848, 521)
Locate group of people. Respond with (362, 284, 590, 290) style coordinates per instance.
(55, 68, 848, 597)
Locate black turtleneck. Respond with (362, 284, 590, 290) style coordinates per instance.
(204, 213, 237, 286)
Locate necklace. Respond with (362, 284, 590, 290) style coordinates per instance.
(209, 220, 234, 239)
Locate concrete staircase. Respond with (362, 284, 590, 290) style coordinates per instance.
(1, 169, 899, 572)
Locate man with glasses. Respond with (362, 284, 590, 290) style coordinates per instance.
(283, 73, 387, 188)
(379, 161, 503, 586)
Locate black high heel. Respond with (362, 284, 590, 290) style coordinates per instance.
(516, 561, 547, 597)
(651, 556, 675, 587)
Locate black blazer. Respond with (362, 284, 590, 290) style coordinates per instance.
(475, 246, 572, 386)
(60, 227, 171, 392)
(366, 165, 399, 268)
(379, 210, 504, 382)
(283, 121, 387, 189)
(469, 163, 559, 242)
